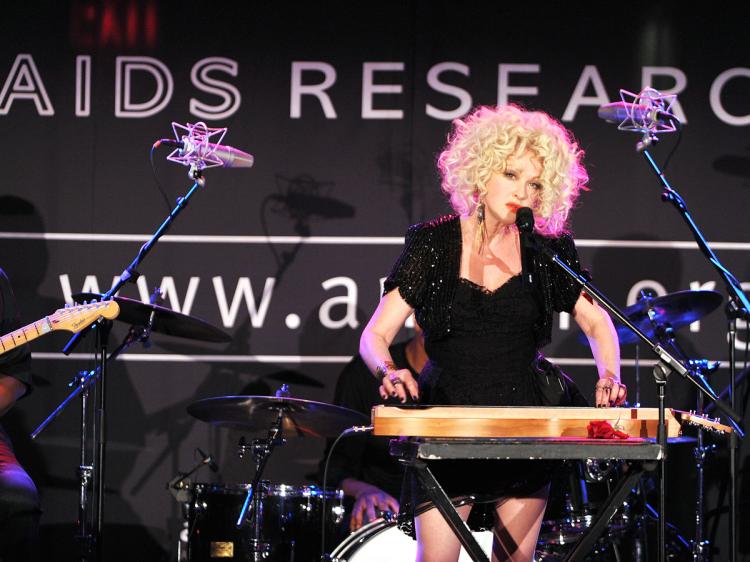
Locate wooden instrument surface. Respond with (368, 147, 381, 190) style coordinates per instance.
(371, 406, 684, 439)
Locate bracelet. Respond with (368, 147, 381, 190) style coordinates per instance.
(375, 360, 397, 382)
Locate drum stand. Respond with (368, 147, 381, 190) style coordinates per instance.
(167, 452, 219, 561)
(691, 382, 715, 562)
(235, 387, 289, 561)
(638, 296, 727, 561)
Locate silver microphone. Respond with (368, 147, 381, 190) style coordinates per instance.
(597, 102, 676, 127)
(597, 88, 680, 137)
(156, 121, 254, 170)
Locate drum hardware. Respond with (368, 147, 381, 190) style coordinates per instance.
(235, 388, 288, 561)
(187, 393, 368, 437)
(188, 387, 366, 561)
(685, 360, 721, 562)
(576, 289, 723, 348)
(538, 462, 697, 561)
(166, 448, 221, 562)
(578, 288, 724, 409)
(646, 310, 725, 562)
(179, 482, 345, 562)
(561, 254, 739, 562)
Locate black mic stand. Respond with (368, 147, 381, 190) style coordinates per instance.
(54, 166, 207, 561)
(640, 147, 748, 562)
(527, 236, 743, 562)
(31, 319, 156, 559)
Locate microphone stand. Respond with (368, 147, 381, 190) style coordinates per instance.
(640, 148, 748, 562)
(527, 236, 743, 562)
(31, 320, 156, 559)
(54, 167, 206, 561)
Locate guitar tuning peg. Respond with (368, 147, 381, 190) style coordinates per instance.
(65, 302, 72, 309)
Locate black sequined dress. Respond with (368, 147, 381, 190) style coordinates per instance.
(381, 215, 585, 529)
(414, 275, 553, 505)
(421, 274, 540, 407)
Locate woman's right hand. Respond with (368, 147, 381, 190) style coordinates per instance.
(378, 368, 419, 403)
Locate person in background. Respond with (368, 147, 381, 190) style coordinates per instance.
(0, 268, 40, 562)
(320, 319, 427, 531)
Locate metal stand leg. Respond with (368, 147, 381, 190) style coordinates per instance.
(411, 460, 489, 562)
(392, 440, 489, 562)
(656, 369, 668, 562)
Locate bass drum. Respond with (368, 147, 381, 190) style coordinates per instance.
(330, 517, 493, 562)
(189, 482, 347, 562)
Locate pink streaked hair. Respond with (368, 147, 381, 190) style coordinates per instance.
(437, 104, 589, 237)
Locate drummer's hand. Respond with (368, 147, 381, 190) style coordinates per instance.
(595, 377, 627, 407)
(378, 368, 418, 403)
(350, 486, 400, 531)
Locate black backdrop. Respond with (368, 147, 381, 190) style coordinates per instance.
(1, 1, 749, 559)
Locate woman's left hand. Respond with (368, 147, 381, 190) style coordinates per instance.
(594, 377, 627, 407)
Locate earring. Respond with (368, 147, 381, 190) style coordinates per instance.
(475, 200, 487, 252)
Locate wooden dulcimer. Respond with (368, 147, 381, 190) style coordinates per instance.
(0, 300, 120, 356)
(371, 405, 732, 440)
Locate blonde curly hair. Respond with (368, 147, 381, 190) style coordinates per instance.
(437, 104, 588, 237)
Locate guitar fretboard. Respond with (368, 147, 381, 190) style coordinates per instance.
(0, 317, 52, 353)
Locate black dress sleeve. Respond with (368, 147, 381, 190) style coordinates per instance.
(547, 234, 584, 314)
(382, 223, 433, 310)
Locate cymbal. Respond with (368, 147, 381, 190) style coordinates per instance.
(73, 293, 231, 343)
(187, 395, 369, 437)
(579, 290, 723, 345)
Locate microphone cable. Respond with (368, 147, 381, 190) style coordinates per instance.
(319, 425, 373, 560)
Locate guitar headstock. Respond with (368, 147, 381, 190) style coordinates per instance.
(673, 409, 733, 435)
(51, 300, 121, 333)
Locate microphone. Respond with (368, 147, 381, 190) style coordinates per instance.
(515, 206, 534, 233)
(155, 138, 254, 169)
(597, 88, 679, 150)
(597, 102, 677, 128)
(155, 121, 254, 171)
(515, 207, 534, 289)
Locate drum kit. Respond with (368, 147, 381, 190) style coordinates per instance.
(174, 393, 368, 562)
(161, 288, 725, 562)
(58, 285, 727, 562)
(62, 291, 363, 561)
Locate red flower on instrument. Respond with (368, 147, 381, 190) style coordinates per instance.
(587, 420, 629, 439)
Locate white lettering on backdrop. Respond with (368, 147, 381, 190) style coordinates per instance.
(2, 54, 749, 125)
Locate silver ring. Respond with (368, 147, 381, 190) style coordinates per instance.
(391, 378, 403, 386)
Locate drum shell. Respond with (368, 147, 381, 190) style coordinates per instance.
(188, 483, 346, 562)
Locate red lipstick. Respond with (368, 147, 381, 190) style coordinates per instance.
(506, 203, 520, 212)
